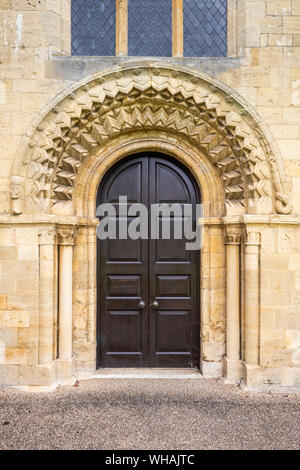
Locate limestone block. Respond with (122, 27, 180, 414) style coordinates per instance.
(239, 66, 271, 87)
(16, 279, 38, 297)
(261, 328, 285, 349)
(0, 310, 29, 328)
(270, 67, 286, 88)
(18, 363, 56, 386)
(33, 45, 49, 64)
(0, 246, 18, 260)
(286, 330, 300, 349)
(260, 34, 268, 47)
(261, 308, 275, 329)
(283, 17, 300, 34)
(259, 47, 283, 67)
(267, 0, 292, 16)
(296, 271, 300, 289)
(56, 357, 75, 384)
(15, 228, 38, 246)
(269, 34, 292, 46)
(261, 288, 292, 307)
(17, 245, 38, 260)
(257, 105, 282, 124)
(5, 346, 27, 365)
(269, 124, 299, 139)
(260, 17, 283, 34)
(275, 308, 300, 329)
(257, 87, 279, 105)
(0, 228, 14, 247)
(201, 360, 223, 378)
(289, 254, 300, 270)
(284, 47, 300, 67)
(12, 80, 37, 93)
(292, 0, 300, 15)
(223, 357, 243, 383)
(0, 328, 18, 347)
(0, 364, 18, 386)
(283, 106, 300, 124)
(0, 294, 7, 309)
(202, 341, 225, 362)
(75, 360, 96, 379)
(243, 363, 300, 389)
(46, 0, 61, 15)
(0, 1, 11, 9)
(263, 270, 295, 291)
(61, 0, 70, 19)
(11, 0, 45, 10)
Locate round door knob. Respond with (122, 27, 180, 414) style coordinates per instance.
(139, 300, 145, 310)
(151, 300, 159, 310)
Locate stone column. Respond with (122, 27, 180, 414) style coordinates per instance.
(224, 225, 242, 383)
(57, 228, 76, 361)
(172, 0, 183, 57)
(116, 0, 128, 56)
(244, 230, 261, 367)
(38, 229, 56, 365)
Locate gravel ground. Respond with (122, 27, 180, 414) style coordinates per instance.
(0, 378, 299, 450)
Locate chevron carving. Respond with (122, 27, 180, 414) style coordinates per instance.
(20, 67, 290, 214)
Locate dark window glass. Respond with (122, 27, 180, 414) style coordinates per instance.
(128, 0, 172, 57)
(72, 0, 116, 56)
(184, 0, 227, 57)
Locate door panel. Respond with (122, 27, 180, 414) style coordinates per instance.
(149, 156, 199, 367)
(97, 153, 200, 368)
(97, 157, 149, 367)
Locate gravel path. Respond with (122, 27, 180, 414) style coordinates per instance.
(0, 378, 299, 450)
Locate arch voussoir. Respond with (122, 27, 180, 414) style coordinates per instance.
(13, 65, 291, 217)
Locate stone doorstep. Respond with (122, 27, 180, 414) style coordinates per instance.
(92, 368, 203, 379)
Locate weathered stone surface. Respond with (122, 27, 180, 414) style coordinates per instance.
(0, 364, 18, 386)
(0, 310, 29, 328)
(0, 1, 299, 392)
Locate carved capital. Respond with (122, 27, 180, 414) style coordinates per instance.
(225, 225, 243, 245)
(245, 230, 261, 246)
(57, 227, 76, 246)
(38, 229, 56, 246)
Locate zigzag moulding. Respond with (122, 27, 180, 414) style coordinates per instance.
(13, 65, 291, 216)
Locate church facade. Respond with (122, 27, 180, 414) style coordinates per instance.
(0, 0, 299, 391)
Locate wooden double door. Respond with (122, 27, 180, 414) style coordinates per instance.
(97, 153, 200, 368)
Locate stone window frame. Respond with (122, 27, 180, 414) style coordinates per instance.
(119, 0, 238, 57)
(72, 0, 238, 58)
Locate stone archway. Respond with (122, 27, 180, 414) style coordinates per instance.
(12, 64, 290, 218)
(9, 64, 292, 385)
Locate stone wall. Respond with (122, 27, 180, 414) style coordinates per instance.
(0, 0, 299, 390)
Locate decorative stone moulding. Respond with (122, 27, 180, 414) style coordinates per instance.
(225, 225, 243, 245)
(38, 229, 56, 246)
(11, 64, 291, 217)
(57, 227, 77, 246)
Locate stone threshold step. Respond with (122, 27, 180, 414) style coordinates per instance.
(93, 368, 202, 379)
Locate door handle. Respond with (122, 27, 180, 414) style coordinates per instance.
(151, 300, 159, 310)
(139, 300, 146, 310)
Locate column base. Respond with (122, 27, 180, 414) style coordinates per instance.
(223, 356, 243, 384)
(55, 357, 76, 385)
(19, 363, 56, 387)
(201, 360, 223, 378)
(241, 362, 300, 393)
(75, 360, 96, 380)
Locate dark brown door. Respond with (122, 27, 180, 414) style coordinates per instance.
(97, 153, 200, 368)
